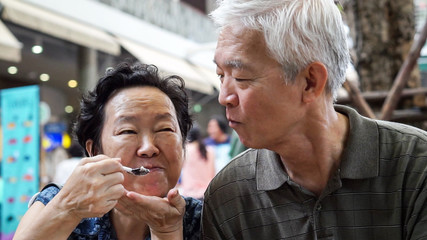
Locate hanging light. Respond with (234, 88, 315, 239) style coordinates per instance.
(40, 73, 50, 82)
(7, 66, 18, 75)
(68, 80, 78, 88)
(65, 105, 74, 113)
(32, 37, 43, 54)
(32, 45, 43, 54)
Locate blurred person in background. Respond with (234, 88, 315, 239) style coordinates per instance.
(204, 115, 231, 173)
(14, 62, 201, 240)
(179, 124, 215, 200)
(53, 143, 84, 185)
(201, 0, 427, 239)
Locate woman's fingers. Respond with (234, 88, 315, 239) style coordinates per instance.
(56, 155, 126, 219)
(102, 171, 125, 187)
(167, 189, 186, 215)
(81, 157, 122, 176)
(105, 181, 126, 200)
(116, 189, 185, 234)
(78, 154, 117, 165)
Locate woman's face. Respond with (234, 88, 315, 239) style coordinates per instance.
(98, 86, 183, 197)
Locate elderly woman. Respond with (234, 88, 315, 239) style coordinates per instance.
(14, 63, 201, 240)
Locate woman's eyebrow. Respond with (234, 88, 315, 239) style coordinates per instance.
(113, 113, 175, 125)
(155, 112, 175, 122)
(114, 115, 138, 125)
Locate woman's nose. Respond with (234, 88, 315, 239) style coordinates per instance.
(137, 136, 159, 158)
(218, 78, 238, 107)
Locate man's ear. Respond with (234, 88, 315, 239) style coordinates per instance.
(301, 62, 328, 103)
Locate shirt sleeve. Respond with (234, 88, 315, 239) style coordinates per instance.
(183, 197, 202, 240)
(30, 183, 61, 206)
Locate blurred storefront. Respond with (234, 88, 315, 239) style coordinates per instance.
(0, 0, 221, 236)
(0, 0, 220, 119)
(0, 0, 221, 157)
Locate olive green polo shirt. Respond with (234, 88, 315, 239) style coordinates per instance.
(202, 105, 427, 239)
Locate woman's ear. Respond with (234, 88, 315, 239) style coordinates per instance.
(302, 62, 328, 103)
(86, 139, 94, 157)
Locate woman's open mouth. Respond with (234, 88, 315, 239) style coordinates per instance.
(122, 165, 150, 176)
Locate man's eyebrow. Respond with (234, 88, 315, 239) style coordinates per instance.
(213, 59, 247, 70)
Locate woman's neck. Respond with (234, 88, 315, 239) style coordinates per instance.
(111, 209, 149, 240)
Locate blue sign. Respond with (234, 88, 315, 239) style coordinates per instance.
(1, 85, 40, 239)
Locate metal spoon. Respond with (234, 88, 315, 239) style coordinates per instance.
(122, 166, 150, 176)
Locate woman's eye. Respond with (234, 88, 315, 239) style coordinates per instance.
(120, 130, 136, 134)
(160, 128, 174, 132)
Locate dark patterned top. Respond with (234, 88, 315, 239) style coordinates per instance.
(35, 185, 202, 240)
(202, 104, 427, 240)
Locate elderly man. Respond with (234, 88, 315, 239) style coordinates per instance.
(201, 0, 427, 239)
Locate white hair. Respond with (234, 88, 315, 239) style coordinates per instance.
(210, 0, 350, 100)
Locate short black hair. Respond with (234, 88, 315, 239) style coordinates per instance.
(67, 143, 84, 158)
(74, 62, 192, 157)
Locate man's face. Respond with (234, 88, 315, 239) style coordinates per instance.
(214, 25, 306, 150)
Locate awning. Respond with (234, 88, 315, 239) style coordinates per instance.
(0, 0, 120, 56)
(192, 65, 220, 91)
(0, 20, 22, 62)
(118, 37, 218, 95)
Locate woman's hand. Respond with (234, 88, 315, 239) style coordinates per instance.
(14, 155, 126, 240)
(116, 188, 185, 240)
(55, 155, 126, 220)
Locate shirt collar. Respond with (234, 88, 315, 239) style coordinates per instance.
(334, 104, 379, 179)
(256, 105, 379, 191)
(256, 149, 289, 190)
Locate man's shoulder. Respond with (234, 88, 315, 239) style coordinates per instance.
(337, 103, 427, 141)
(205, 148, 264, 196)
(219, 148, 258, 173)
(337, 104, 427, 152)
(376, 119, 427, 141)
(374, 120, 427, 167)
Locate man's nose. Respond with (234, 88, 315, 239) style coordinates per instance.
(218, 78, 238, 107)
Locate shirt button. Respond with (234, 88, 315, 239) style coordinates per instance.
(316, 204, 322, 211)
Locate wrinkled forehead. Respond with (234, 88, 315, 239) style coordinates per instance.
(106, 86, 177, 119)
(217, 25, 264, 48)
(215, 26, 269, 63)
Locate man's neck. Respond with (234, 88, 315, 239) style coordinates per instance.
(275, 109, 349, 196)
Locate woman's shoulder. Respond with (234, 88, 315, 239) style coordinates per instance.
(182, 197, 202, 240)
(184, 196, 202, 212)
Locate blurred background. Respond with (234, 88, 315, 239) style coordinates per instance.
(0, 0, 426, 237)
